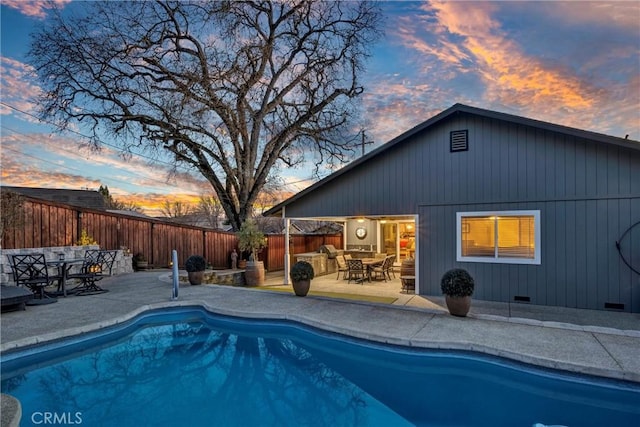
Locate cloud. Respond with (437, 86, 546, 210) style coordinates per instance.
(0, 130, 214, 211)
(539, 1, 640, 31)
(361, 1, 639, 142)
(1, 0, 71, 19)
(0, 56, 41, 121)
(425, 1, 593, 110)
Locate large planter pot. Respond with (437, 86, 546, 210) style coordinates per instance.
(292, 279, 311, 297)
(135, 261, 148, 271)
(445, 295, 471, 317)
(244, 261, 265, 287)
(188, 271, 205, 286)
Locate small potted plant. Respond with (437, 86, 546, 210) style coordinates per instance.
(237, 219, 267, 286)
(185, 255, 207, 285)
(290, 261, 315, 297)
(440, 268, 475, 317)
(133, 253, 148, 271)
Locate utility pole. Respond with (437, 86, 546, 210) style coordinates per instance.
(361, 130, 374, 156)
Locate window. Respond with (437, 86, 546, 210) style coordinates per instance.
(456, 210, 541, 264)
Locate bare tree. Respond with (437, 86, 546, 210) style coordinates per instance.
(160, 200, 194, 219)
(29, 0, 382, 230)
(196, 194, 225, 229)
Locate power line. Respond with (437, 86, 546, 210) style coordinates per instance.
(1, 100, 332, 191)
(0, 101, 184, 170)
(0, 125, 195, 194)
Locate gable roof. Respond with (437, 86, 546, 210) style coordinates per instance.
(1, 186, 106, 210)
(265, 103, 639, 217)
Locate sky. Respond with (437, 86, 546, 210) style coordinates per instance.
(1, 1, 639, 216)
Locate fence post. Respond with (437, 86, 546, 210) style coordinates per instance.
(76, 211, 83, 244)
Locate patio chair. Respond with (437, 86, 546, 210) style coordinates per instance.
(9, 253, 59, 304)
(384, 255, 396, 279)
(68, 250, 115, 296)
(347, 259, 369, 284)
(370, 255, 393, 282)
(336, 254, 349, 280)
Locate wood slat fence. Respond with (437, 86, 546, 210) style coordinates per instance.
(1, 197, 342, 272)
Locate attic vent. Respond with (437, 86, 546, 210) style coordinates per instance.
(450, 130, 468, 152)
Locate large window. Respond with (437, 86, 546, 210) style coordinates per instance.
(456, 211, 541, 264)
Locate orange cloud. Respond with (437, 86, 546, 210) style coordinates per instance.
(426, 1, 593, 110)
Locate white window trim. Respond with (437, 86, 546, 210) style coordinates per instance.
(456, 210, 541, 265)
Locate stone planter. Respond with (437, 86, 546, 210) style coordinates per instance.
(292, 280, 311, 297)
(445, 295, 471, 317)
(187, 271, 205, 285)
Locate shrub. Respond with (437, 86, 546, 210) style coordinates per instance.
(440, 268, 475, 297)
(76, 229, 98, 246)
(290, 261, 314, 282)
(185, 255, 207, 272)
(237, 219, 266, 261)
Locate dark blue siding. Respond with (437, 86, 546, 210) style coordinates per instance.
(283, 112, 640, 312)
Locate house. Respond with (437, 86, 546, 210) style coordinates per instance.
(265, 104, 640, 313)
(1, 186, 106, 210)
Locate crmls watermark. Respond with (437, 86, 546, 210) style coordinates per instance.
(31, 412, 83, 425)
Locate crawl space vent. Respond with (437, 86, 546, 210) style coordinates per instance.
(450, 130, 468, 152)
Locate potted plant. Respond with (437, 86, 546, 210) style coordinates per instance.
(440, 268, 475, 317)
(290, 261, 314, 296)
(237, 219, 267, 286)
(185, 255, 207, 285)
(133, 253, 148, 271)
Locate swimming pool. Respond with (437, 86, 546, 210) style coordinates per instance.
(2, 306, 638, 427)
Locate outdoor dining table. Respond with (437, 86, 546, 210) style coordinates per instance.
(46, 258, 85, 297)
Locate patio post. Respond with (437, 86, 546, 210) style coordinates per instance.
(283, 212, 291, 285)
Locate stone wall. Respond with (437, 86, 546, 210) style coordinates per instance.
(0, 246, 133, 285)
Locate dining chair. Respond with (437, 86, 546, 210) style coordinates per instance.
(336, 255, 349, 280)
(347, 259, 368, 284)
(9, 253, 59, 304)
(370, 255, 393, 282)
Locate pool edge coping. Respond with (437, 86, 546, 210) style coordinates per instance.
(1, 299, 639, 384)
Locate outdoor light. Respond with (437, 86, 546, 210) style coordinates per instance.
(357, 218, 365, 223)
(89, 264, 101, 273)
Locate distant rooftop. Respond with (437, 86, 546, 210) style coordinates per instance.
(0, 186, 106, 211)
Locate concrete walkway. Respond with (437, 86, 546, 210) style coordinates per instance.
(1, 271, 639, 384)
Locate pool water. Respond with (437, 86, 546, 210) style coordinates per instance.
(2, 307, 639, 427)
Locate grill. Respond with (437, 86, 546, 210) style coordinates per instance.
(318, 244, 338, 259)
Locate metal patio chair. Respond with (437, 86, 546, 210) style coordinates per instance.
(347, 259, 369, 284)
(9, 253, 59, 304)
(68, 250, 116, 296)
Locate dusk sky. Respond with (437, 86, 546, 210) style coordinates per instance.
(1, 1, 639, 216)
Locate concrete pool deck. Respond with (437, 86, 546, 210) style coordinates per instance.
(1, 271, 639, 385)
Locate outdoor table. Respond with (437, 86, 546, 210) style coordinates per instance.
(47, 258, 85, 297)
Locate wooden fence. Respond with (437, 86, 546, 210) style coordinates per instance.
(1, 197, 342, 271)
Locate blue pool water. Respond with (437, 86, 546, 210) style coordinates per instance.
(1, 307, 638, 427)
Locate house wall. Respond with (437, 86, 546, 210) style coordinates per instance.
(414, 115, 640, 313)
(283, 112, 640, 312)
